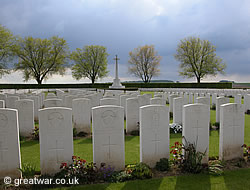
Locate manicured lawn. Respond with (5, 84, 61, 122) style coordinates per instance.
(19, 91, 250, 189)
(20, 110, 250, 171)
(50, 168, 250, 190)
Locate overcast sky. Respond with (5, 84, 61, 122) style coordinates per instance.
(0, 0, 250, 83)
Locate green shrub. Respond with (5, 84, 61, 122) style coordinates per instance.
(208, 160, 224, 176)
(126, 163, 152, 179)
(77, 131, 88, 137)
(19, 163, 37, 178)
(169, 112, 173, 120)
(155, 158, 170, 171)
(212, 122, 220, 130)
(211, 104, 216, 110)
(73, 128, 77, 137)
(130, 130, 139, 136)
(32, 126, 39, 140)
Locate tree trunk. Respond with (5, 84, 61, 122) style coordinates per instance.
(197, 77, 201, 84)
(91, 78, 95, 85)
(37, 79, 42, 85)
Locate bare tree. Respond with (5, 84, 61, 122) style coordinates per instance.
(128, 45, 161, 83)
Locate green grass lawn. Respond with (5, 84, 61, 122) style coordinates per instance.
(19, 92, 250, 189)
(51, 168, 250, 190)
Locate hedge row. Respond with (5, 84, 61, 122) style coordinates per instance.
(0, 82, 232, 89)
(122, 82, 232, 89)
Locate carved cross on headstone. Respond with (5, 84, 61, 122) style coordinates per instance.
(0, 141, 8, 162)
(49, 140, 64, 163)
(228, 114, 242, 144)
(193, 119, 203, 142)
(113, 55, 120, 79)
(152, 133, 161, 155)
(103, 136, 117, 159)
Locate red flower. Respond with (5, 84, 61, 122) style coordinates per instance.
(242, 144, 247, 148)
(60, 162, 67, 168)
(72, 156, 77, 160)
(83, 160, 86, 163)
(175, 142, 180, 146)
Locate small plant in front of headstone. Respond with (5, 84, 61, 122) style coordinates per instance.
(98, 163, 115, 182)
(126, 163, 153, 179)
(169, 112, 173, 120)
(155, 158, 170, 171)
(181, 137, 206, 174)
(211, 122, 220, 130)
(32, 125, 39, 140)
(211, 104, 216, 110)
(73, 128, 78, 137)
(56, 156, 98, 184)
(208, 160, 224, 176)
(242, 144, 250, 161)
(130, 122, 140, 136)
(169, 123, 182, 133)
(170, 141, 184, 166)
(19, 163, 37, 178)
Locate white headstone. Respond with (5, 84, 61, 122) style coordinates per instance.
(29, 96, 40, 121)
(212, 93, 217, 105)
(183, 104, 210, 163)
(169, 94, 179, 112)
(216, 97, 229, 122)
(126, 97, 139, 134)
(150, 97, 166, 105)
(44, 99, 63, 108)
(173, 97, 183, 125)
(64, 95, 77, 108)
(0, 109, 21, 179)
(0, 100, 5, 108)
(140, 105, 170, 167)
(92, 105, 125, 170)
(72, 98, 91, 134)
(138, 95, 150, 107)
(219, 103, 244, 160)
(6, 96, 20, 109)
(244, 94, 250, 112)
(234, 94, 242, 105)
(16, 99, 34, 137)
(194, 93, 199, 103)
(46, 93, 57, 99)
(189, 93, 193, 104)
(120, 95, 131, 118)
(100, 98, 119, 106)
(39, 107, 73, 175)
(197, 97, 210, 106)
(0, 94, 7, 102)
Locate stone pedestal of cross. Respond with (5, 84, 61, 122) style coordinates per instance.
(109, 55, 125, 89)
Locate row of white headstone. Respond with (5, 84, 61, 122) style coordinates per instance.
(0, 100, 245, 178)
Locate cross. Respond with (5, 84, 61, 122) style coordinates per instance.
(192, 119, 204, 143)
(227, 114, 243, 145)
(0, 141, 8, 162)
(152, 134, 161, 155)
(49, 140, 64, 164)
(113, 55, 120, 79)
(102, 136, 117, 160)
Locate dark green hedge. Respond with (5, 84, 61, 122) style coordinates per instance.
(122, 82, 232, 89)
(0, 82, 232, 89)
